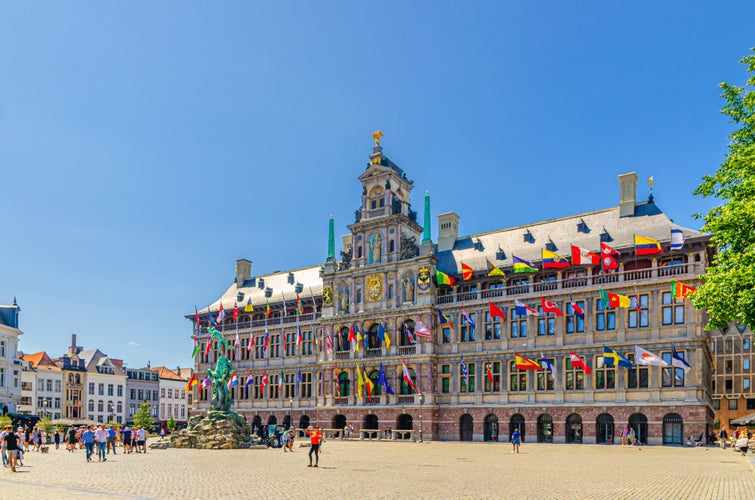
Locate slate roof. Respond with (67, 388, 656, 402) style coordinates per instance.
(79, 349, 126, 376)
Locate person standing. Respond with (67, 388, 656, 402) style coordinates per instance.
(136, 426, 147, 453)
(54, 429, 60, 450)
(95, 425, 108, 462)
(2, 425, 19, 472)
(735, 434, 749, 457)
(306, 426, 323, 467)
(122, 427, 132, 454)
(718, 427, 728, 449)
(621, 425, 629, 446)
(81, 425, 95, 463)
(628, 427, 636, 446)
(511, 428, 521, 454)
(106, 426, 117, 455)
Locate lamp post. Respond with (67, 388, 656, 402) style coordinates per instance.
(108, 401, 114, 424)
(289, 398, 294, 428)
(418, 393, 425, 443)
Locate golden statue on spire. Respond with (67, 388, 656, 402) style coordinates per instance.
(371, 130, 384, 146)
(648, 176, 654, 193)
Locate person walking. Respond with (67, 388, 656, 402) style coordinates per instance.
(54, 429, 60, 450)
(136, 426, 147, 453)
(2, 425, 19, 472)
(718, 427, 728, 449)
(306, 426, 323, 467)
(81, 425, 95, 463)
(511, 428, 521, 454)
(95, 425, 108, 462)
(735, 434, 749, 457)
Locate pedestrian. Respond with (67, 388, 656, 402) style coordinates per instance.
(621, 425, 629, 446)
(284, 427, 296, 452)
(511, 428, 521, 454)
(628, 427, 636, 446)
(2, 425, 19, 472)
(306, 425, 323, 467)
(95, 424, 108, 462)
(137, 426, 147, 453)
(718, 427, 728, 449)
(54, 429, 61, 450)
(0, 427, 9, 468)
(15, 428, 25, 465)
(160, 427, 166, 439)
(107, 426, 117, 455)
(735, 434, 749, 457)
(82, 425, 95, 463)
(122, 426, 132, 454)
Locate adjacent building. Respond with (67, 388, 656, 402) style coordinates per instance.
(189, 139, 714, 445)
(711, 326, 755, 427)
(125, 365, 160, 424)
(18, 351, 63, 419)
(58, 335, 87, 420)
(0, 301, 23, 414)
(151, 366, 189, 428)
(80, 349, 127, 424)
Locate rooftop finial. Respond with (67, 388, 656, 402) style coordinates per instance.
(648, 176, 655, 203)
(371, 130, 384, 146)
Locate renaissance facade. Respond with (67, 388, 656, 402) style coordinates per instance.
(190, 138, 713, 445)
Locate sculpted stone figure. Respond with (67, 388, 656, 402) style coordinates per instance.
(207, 327, 234, 412)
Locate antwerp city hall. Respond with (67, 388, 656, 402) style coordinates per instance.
(190, 137, 714, 445)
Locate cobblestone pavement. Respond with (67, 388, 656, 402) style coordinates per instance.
(2, 441, 754, 499)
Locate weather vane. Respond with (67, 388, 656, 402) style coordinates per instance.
(371, 130, 384, 146)
(648, 176, 654, 195)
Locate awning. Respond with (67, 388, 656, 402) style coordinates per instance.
(730, 412, 755, 426)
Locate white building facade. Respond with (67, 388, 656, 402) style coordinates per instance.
(0, 302, 23, 414)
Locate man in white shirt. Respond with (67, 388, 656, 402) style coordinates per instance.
(136, 426, 147, 453)
(94, 425, 108, 462)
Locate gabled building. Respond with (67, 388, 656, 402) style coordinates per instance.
(151, 366, 188, 428)
(190, 137, 713, 445)
(125, 365, 159, 424)
(79, 348, 127, 424)
(57, 334, 87, 420)
(0, 300, 23, 414)
(19, 351, 63, 419)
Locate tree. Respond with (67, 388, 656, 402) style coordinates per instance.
(167, 415, 176, 433)
(132, 402, 155, 431)
(0, 414, 11, 429)
(38, 417, 54, 434)
(694, 48, 755, 330)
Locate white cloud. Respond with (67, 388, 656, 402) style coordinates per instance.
(128, 341, 141, 348)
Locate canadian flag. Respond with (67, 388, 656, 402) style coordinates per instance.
(571, 245, 600, 265)
(600, 242, 620, 271)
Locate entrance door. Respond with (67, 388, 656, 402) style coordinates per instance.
(460, 414, 473, 441)
(566, 413, 582, 443)
(596, 413, 614, 444)
(663, 413, 683, 445)
(484, 414, 499, 442)
(537, 414, 553, 443)
(509, 414, 525, 442)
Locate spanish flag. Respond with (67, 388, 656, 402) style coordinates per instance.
(600, 289, 631, 309)
(515, 353, 542, 371)
(436, 269, 456, 287)
(461, 262, 473, 281)
(671, 280, 697, 299)
(183, 374, 198, 392)
(634, 234, 663, 256)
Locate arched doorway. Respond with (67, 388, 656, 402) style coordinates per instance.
(484, 414, 499, 442)
(509, 414, 525, 442)
(537, 413, 553, 443)
(282, 415, 292, 429)
(596, 413, 614, 444)
(663, 413, 683, 445)
(298, 415, 310, 437)
(460, 414, 474, 441)
(332, 414, 347, 438)
(566, 413, 582, 443)
(364, 414, 379, 439)
(267, 415, 277, 425)
(396, 414, 413, 440)
(252, 415, 263, 437)
(628, 413, 647, 445)
(367, 323, 381, 349)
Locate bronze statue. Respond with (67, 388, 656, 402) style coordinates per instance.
(207, 327, 234, 412)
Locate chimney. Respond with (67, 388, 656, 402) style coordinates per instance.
(235, 259, 252, 288)
(437, 212, 460, 252)
(618, 172, 638, 218)
(71, 333, 77, 349)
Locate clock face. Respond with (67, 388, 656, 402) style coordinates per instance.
(367, 274, 383, 301)
(323, 287, 333, 304)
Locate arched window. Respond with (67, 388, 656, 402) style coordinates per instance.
(97, 400, 104, 412)
(267, 415, 277, 425)
(400, 367, 416, 395)
(396, 414, 413, 440)
(596, 413, 614, 444)
(537, 413, 553, 443)
(338, 371, 351, 397)
(332, 414, 347, 432)
(460, 414, 473, 441)
(400, 319, 416, 346)
(367, 323, 381, 349)
(662, 413, 683, 445)
(338, 327, 350, 352)
(566, 413, 583, 443)
(368, 370, 381, 396)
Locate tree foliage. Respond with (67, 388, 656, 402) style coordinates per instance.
(132, 402, 155, 430)
(38, 417, 54, 433)
(167, 415, 176, 432)
(694, 48, 755, 330)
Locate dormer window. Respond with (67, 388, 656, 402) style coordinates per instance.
(577, 219, 590, 233)
(545, 239, 557, 252)
(474, 239, 483, 251)
(600, 228, 612, 243)
(258, 278, 265, 289)
(496, 247, 506, 260)
(287, 272, 294, 284)
(523, 230, 535, 244)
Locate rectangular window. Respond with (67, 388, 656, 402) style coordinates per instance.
(508, 361, 527, 392)
(255, 335, 265, 359)
(46, 379, 53, 392)
(55, 380, 62, 392)
(137, 389, 144, 400)
(744, 359, 750, 371)
(565, 301, 585, 334)
(595, 299, 616, 331)
(747, 398, 755, 410)
(744, 338, 751, 350)
(442, 327, 451, 344)
(300, 372, 312, 398)
(284, 373, 296, 398)
(744, 378, 750, 391)
(89, 383, 95, 395)
(484, 311, 502, 341)
(270, 334, 281, 358)
(626, 354, 649, 388)
(536, 359, 555, 391)
(483, 361, 501, 392)
(98, 383, 104, 396)
(627, 294, 649, 328)
(662, 351, 686, 387)
(302, 330, 314, 355)
(594, 356, 616, 390)
(269, 374, 281, 399)
(460, 362, 476, 393)
(510, 308, 527, 338)
(662, 292, 685, 325)
(713, 399, 720, 410)
(285, 332, 295, 357)
(441, 364, 451, 394)
(728, 399, 738, 410)
(536, 306, 556, 336)
(161, 388, 166, 398)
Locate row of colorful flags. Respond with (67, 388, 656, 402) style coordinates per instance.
(196, 292, 314, 327)
(437, 230, 685, 284)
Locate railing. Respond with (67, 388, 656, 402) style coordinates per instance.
(397, 395, 415, 404)
(335, 351, 351, 360)
(334, 397, 349, 406)
(437, 295, 455, 304)
(533, 281, 557, 292)
(367, 207, 386, 218)
(364, 348, 382, 358)
(398, 345, 416, 356)
(364, 397, 382, 406)
(592, 274, 619, 285)
(481, 288, 506, 299)
(457, 291, 478, 302)
(507, 286, 529, 296)
(563, 277, 588, 288)
(658, 263, 688, 277)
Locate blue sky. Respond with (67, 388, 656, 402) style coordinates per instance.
(1, 1, 753, 369)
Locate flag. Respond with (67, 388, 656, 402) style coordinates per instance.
(356, 324, 363, 351)
(486, 363, 494, 385)
(265, 299, 271, 318)
(600, 242, 620, 271)
(405, 324, 416, 343)
(364, 367, 374, 401)
(296, 369, 302, 393)
(634, 234, 663, 256)
(542, 249, 570, 269)
(436, 269, 456, 287)
(199, 376, 210, 390)
(296, 294, 304, 315)
(378, 362, 395, 395)
(600, 289, 631, 308)
(378, 322, 391, 349)
(232, 301, 239, 322)
(671, 280, 697, 299)
(414, 317, 432, 338)
(227, 372, 238, 390)
(348, 324, 356, 344)
(569, 350, 592, 374)
(486, 258, 505, 277)
(515, 353, 542, 370)
(633, 294, 644, 315)
(670, 228, 685, 251)
(541, 355, 556, 377)
(279, 371, 284, 394)
(461, 357, 468, 386)
(356, 361, 365, 400)
(571, 245, 600, 265)
(282, 294, 288, 316)
(671, 344, 691, 374)
(183, 374, 198, 392)
(260, 372, 268, 393)
(194, 305, 200, 327)
(244, 297, 254, 313)
(191, 337, 200, 358)
(234, 331, 240, 351)
(402, 359, 417, 394)
(513, 255, 538, 273)
(541, 297, 564, 316)
(634, 346, 668, 367)
(245, 371, 254, 388)
(207, 306, 217, 326)
(461, 262, 473, 280)
(489, 301, 507, 322)
(296, 325, 303, 349)
(438, 309, 455, 330)
(326, 331, 333, 352)
(603, 346, 633, 369)
(217, 303, 225, 324)
(515, 300, 539, 316)
(262, 330, 270, 352)
(204, 340, 212, 357)
(461, 306, 476, 327)
(571, 301, 585, 319)
(247, 333, 254, 353)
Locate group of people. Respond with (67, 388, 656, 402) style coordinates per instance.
(718, 427, 752, 456)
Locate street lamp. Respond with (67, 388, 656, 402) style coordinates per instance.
(108, 401, 114, 424)
(289, 398, 293, 428)
(418, 393, 425, 443)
